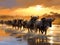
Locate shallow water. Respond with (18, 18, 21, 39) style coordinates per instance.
(0, 24, 60, 45)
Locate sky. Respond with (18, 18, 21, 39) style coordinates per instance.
(0, 0, 60, 16)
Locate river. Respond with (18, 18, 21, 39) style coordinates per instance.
(0, 24, 60, 45)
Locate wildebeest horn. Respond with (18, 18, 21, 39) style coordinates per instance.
(31, 16, 33, 18)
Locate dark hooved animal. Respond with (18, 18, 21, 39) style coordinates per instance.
(12, 19, 18, 29)
(12, 19, 24, 30)
(35, 17, 55, 35)
(23, 16, 39, 32)
(17, 19, 23, 30)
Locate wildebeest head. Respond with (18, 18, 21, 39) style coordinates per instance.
(46, 18, 55, 27)
(30, 16, 39, 22)
(41, 17, 46, 23)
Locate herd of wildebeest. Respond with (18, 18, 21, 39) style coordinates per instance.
(0, 16, 55, 35)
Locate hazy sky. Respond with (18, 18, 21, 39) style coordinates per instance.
(0, 0, 60, 8)
(0, 0, 60, 16)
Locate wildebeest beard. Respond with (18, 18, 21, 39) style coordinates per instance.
(48, 22, 52, 27)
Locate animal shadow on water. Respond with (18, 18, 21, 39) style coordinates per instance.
(27, 35, 50, 45)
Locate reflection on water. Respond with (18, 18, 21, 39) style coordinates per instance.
(49, 37, 54, 43)
(27, 38, 50, 45)
(0, 24, 60, 45)
(27, 25, 60, 45)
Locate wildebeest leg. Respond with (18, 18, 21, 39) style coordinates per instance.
(23, 27, 25, 30)
(28, 28, 30, 32)
(45, 30, 47, 35)
(35, 28, 37, 33)
(30, 29, 33, 33)
(41, 30, 43, 34)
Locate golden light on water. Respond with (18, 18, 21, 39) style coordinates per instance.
(47, 25, 55, 35)
(49, 40, 54, 44)
(49, 25, 55, 30)
(49, 37, 54, 43)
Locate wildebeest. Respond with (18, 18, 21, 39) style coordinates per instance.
(4, 20, 13, 26)
(35, 17, 55, 35)
(11, 19, 23, 30)
(17, 19, 23, 30)
(12, 19, 18, 29)
(23, 20, 28, 29)
(0, 16, 55, 35)
(23, 16, 39, 32)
